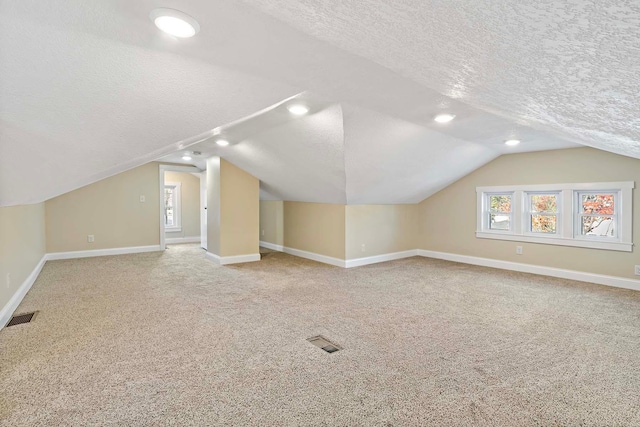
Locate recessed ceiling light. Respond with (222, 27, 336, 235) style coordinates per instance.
(216, 139, 230, 147)
(505, 139, 521, 146)
(182, 155, 192, 161)
(434, 114, 455, 123)
(287, 104, 309, 116)
(150, 8, 200, 38)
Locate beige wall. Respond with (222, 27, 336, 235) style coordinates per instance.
(220, 159, 260, 257)
(0, 203, 46, 314)
(164, 171, 200, 239)
(269, 202, 417, 260)
(259, 201, 284, 246)
(46, 163, 160, 253)
(207, 158, 259, 257)
(346, 204, 418, 259)
(5, 147, 637, 321)
(284, 202, 346, 259)
(418, 147, 640, 279)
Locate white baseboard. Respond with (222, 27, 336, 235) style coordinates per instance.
(0, 255, 47, 330)
(166, 236, 201, 245)
(418, 249, 640, 292)
(283, 247, 345, 268)
(282, 247, 418, 269)
(4, 246, 633, 334)
(259, 241, 284, 251)
(345, 250, 419, 268)
(47, 245, 162, 261)
(205, 251, 261, 265)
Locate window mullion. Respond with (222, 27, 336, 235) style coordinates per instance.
(476, 191, 484, 232)
(477, 183, 632, 251)
(561, 189, 572, 239)
(513, 190, 523, 235)
(620, 188, 632, 244)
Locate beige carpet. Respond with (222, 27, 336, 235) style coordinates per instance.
(1, 244, 640, 426)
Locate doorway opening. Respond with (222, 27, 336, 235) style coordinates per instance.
(159, 165, 206, 251)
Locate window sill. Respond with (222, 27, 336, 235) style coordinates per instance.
(165, 227, 182, 233)
(476, 231, 633, 252)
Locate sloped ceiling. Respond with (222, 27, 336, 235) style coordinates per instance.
(159, 92, 576, 204)
(1, 0, 636, 206)
(244, 0, 640, 158)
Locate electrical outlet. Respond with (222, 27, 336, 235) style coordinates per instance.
(88, 235, 95, 243)
(5, 273, 10, 289)
(139, 195, 146, 203)
(635, 265, 640, 276)
(516, 246, 523, 255)
(361, 244, 366, 253)
(261, 229, 265, 236)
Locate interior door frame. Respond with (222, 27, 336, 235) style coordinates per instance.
(159, 164, 202, 251)
(199, 170, 207, 251)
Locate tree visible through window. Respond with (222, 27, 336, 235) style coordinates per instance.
(529, 194, 558, 234)
(579, 193, 615, 237)
(477, 182, 632, 252)
(488, 194, 512, 231)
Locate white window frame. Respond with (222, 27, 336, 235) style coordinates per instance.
(524, 191, 561, 237)
(164, 182, 182, 232)
(476, 182, 634, 252)
(483, 192, 514, 233)
(575, 190, 619, 241)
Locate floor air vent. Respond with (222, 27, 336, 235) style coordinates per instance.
(307, 335, 342, 353)
(6, 311, 38, 327)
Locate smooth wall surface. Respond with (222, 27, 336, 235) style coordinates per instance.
(283, 202, 346, 259)
(0, 203, 46, 312)
(346, 204, 418, 259)
(164, 171, 201, 239)
(206, 157, 221, 256)
(220, 159, 260, 257)
(46, 163, 160, 253)
(259, 201, 284, 246)
(418, 147, 640, 279)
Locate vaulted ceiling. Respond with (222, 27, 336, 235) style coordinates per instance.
(1, 0, 637, 206)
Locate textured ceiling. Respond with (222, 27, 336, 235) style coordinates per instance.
(244, 0, 640, 158)
(2, 0, 633, 206)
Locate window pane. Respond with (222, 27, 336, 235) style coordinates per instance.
(490, 195, 511, 213)
(166, 207, 174, 226)
(165, 186, 175, 227)
(531, 194, 557, 213)
(490, 214, 510, 230)
(531, 215, 556, 233)
(582, 216, 615, 237)
(581, 194, 614, 214)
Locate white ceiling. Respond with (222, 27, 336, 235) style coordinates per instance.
(159, 92, 577, 204)
(244, 0, 640, 158)
(2, 0, 635, 206)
